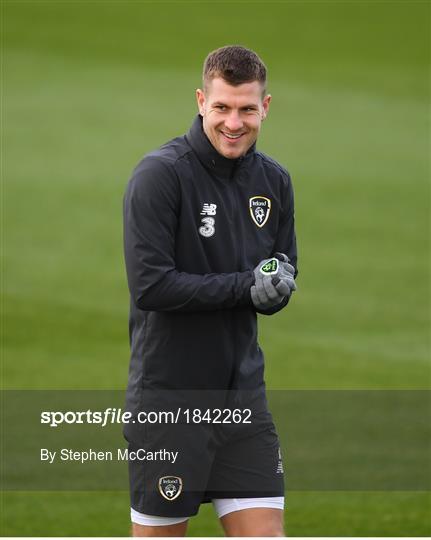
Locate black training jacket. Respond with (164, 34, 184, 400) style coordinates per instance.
(123, 115, 297, 411)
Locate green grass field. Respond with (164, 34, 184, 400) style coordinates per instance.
(2, 0, 430, 536)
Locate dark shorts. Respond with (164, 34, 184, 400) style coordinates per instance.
(125, 397, 285, 518)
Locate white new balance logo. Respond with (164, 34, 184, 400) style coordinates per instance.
(200, 203, 217, 216)
(276, 447, 284, 474)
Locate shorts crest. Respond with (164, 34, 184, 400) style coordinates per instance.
(158, 476, 183, 501)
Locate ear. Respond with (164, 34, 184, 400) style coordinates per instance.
(261, 94, 272, 120)
(196, 88, 206, 116)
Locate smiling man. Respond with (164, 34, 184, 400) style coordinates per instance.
(123, 46, 298, 537)
(197, 76, 270, 159)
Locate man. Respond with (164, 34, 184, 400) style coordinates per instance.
(123, 45, 298, 537)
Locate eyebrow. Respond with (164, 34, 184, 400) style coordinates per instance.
(212, 101, 259, 109)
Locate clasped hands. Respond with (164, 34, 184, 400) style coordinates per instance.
(251, 253, 297, 310)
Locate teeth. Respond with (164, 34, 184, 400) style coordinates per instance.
(223, 133, 242, 139)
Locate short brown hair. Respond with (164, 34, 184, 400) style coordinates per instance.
(203, 45, 267, 92)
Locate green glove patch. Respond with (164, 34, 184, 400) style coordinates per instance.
(260, 258, 279, 275)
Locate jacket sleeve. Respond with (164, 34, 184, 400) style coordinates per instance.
(123, 157, 254, 312)
(256, 171, 298, 316)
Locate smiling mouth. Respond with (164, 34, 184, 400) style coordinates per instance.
(221, 131, 245, 142)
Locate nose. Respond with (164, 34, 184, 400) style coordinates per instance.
(224, 110, 243, 132)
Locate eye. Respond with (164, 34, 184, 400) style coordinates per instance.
(215, 105, 227, 111)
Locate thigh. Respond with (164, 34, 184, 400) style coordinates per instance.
(132, 520, 188, 537)
(220, 507, 284, 537)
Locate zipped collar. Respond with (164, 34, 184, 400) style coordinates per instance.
(186, 114, 256, 178)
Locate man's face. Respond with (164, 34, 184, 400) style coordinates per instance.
(196, 78, 271, 160)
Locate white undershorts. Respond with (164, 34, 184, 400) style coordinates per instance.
(131, 496, 285, 526)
